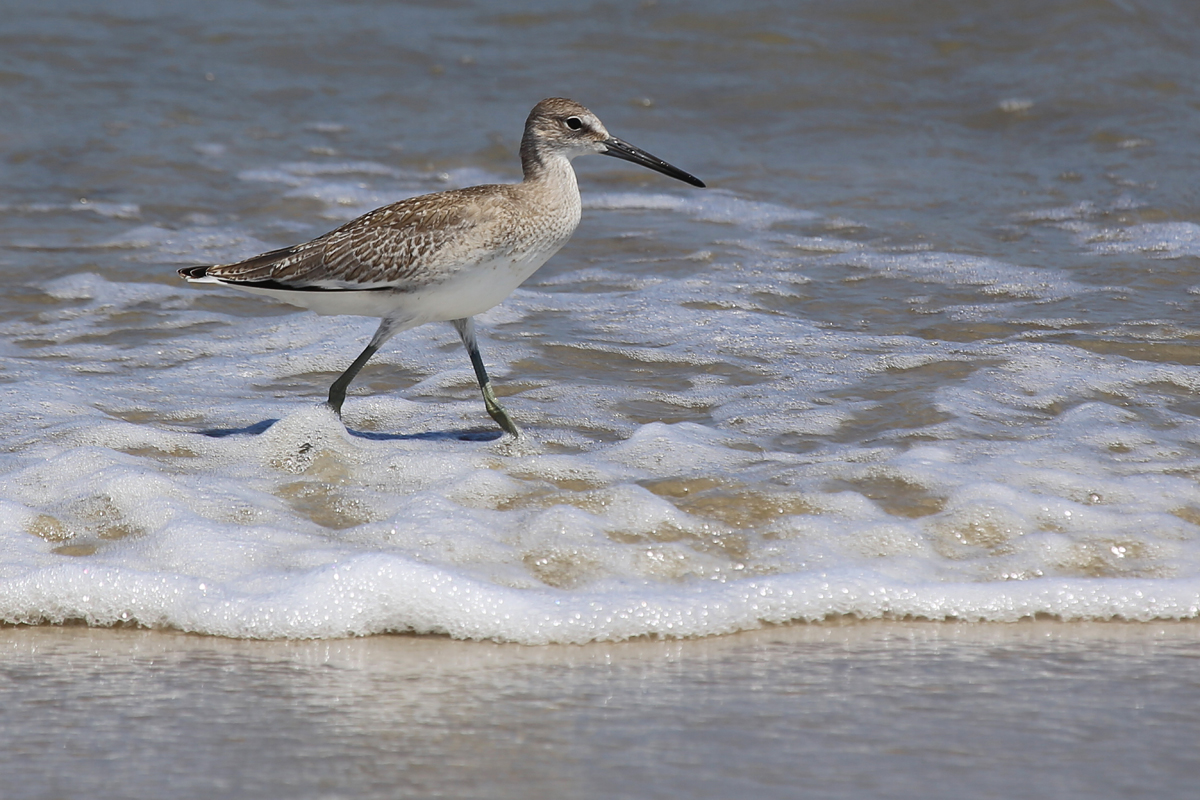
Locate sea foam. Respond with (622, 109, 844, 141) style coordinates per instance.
(3, 167, 1200, 643)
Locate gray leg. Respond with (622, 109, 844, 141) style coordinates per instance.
(327, 341, 381, 416)
(327, 313, 410, 416)
(452, 317, 520, 437)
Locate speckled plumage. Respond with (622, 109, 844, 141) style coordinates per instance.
(179, 98, 704, 436)
(193, 183, 577, 293)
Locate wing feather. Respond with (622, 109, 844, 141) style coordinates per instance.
(181, 185, 520, 292)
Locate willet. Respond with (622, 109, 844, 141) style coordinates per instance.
(180, 98, 705, 436)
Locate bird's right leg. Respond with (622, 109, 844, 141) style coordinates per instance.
(327, 313, 409, 416)
(327, 342, 380, 416)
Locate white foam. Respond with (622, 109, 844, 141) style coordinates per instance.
(828, 250, 1094, 302)
(587, 190, 818, 228)
(2, 559, 1196, 643)
(90, 225, 277, 265)
(997, 98, 1034, 113)
(4, 174, 1200, 642)
(241, 160, 405, 180)
(235, 163, 509, 220)
(0, 200, 141, 219)
(1087, 222, 1200, 258)
(1018, 199, 1200, 260)
(305, 121, 350, 134)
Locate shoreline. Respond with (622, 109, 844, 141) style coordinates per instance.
(5, 618, 1198, 799)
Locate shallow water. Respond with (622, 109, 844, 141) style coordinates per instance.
(2, 622, 1198, 799)
(3, 2, 1200, 640)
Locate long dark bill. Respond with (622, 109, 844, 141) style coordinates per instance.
(602, 137, 705, 188)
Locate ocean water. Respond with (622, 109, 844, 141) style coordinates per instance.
(3, 622, 1198, 800)
(3, 0, 1200, 646)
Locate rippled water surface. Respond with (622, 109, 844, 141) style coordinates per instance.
(3, 622, 1198, 800)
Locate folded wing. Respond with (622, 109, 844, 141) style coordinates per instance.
(181, 186, 518, 293)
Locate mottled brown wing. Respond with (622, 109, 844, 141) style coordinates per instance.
(188, 186, 517, 292)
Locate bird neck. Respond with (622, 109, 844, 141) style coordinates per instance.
(520, 128, 576, 176)
(519, 126, 548, 179)
(519, 140, 579, 196)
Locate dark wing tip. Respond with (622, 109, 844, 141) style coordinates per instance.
(179, 265, 211, 280)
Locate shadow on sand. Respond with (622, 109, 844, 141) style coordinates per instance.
(197, 419, 505, 443)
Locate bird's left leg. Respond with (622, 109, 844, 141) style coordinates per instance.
(451, 317, 520, 437)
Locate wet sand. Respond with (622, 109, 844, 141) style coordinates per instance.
(2, 620, 1197, 799)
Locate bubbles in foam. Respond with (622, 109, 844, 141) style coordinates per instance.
(0, 200, 140, 219)
(3, 162, 1200, 643)
(828, 250, 1093, 302)
(1088, 222, 1200, 259)
(587, 190, 819, 228)
(237, 163, 508, 220)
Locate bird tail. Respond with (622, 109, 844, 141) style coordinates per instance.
(178, 265, 213, 281)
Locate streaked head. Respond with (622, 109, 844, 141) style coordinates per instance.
(521, 97, 705, 187)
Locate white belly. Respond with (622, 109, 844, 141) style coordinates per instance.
(224, 245, 564, 321)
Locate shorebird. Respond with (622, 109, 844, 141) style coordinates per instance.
(180, 98, 704, 436)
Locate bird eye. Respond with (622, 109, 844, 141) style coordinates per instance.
(565, 116, 584, 131)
